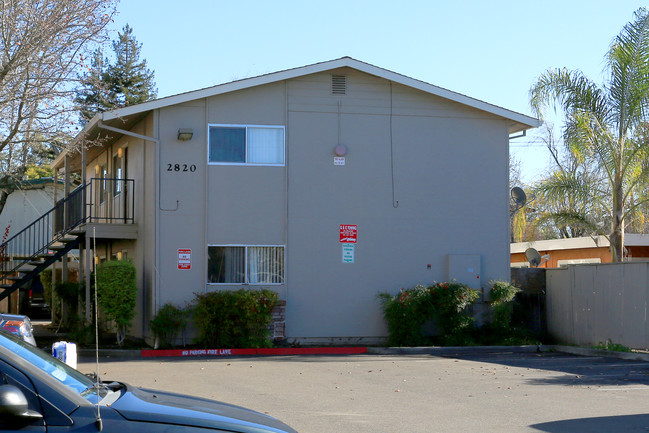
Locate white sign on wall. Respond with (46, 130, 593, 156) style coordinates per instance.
(342, 243, 355, 263)
(334, 157, 346, 166)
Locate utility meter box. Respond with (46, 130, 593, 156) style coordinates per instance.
(447, 254, 481, 289)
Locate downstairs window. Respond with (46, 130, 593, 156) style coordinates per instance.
(207, 245, 284, 284)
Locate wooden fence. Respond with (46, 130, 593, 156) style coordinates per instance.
(546, 262, 649, 349)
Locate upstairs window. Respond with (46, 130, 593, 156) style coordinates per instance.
(209, 125, 285, 165)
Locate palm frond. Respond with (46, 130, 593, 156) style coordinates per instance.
(535, 170, 604, 205)
(541, 210, 606, 237)
(530, 68, 609, 123)
(607, 8, 649, 135)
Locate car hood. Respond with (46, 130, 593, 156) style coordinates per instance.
(110, 383, 296, 433)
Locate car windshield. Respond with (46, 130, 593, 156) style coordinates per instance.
(0, 332, 109, 403)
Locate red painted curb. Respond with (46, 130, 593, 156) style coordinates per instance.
(141, 347, 367, 358)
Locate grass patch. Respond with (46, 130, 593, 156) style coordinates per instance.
(592, 340, 632, 352)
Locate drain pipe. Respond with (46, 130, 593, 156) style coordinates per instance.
(508, 129, 527, 140)
(98, 121, 160, 144)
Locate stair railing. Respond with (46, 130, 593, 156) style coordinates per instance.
(0, 182, 90, 281)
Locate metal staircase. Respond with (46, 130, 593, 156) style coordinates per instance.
(0, 182, 89, 303)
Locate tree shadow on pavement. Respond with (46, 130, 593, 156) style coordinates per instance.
(530, 414, 649, 432)
(436, 348, 649, 387)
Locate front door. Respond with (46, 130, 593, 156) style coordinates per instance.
(112, 147, 128, 223)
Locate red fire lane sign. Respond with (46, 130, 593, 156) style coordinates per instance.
(339, 224, 357, 243)
(178, 248, 191, 270)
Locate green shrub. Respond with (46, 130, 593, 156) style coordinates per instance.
(54, 281, 80, 307)
(150, 303, 190, 349)
(428, 282, 480, 343)
(193, 289, 279, 348)
(378, 282, 480, 347)
(95, 260, 137, 346)
(489, 281, 521, 305)
(378, 285, 432, 346)
(41, 267, 81, 321)
(488, 281, 521, 330)
(41, 268, 53, 306)
(53, 281, 81, 328)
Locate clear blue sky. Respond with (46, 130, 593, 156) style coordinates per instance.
(111, 1, 645, 182)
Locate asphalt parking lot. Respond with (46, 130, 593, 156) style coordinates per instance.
(77, 347, 649, 433)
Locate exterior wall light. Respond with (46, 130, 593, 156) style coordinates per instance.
(177, 128, 194, 141)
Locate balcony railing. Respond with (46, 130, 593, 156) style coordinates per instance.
(53, 178, 134, 234)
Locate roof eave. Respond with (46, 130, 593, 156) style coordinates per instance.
(101, 57, 540, 132)
(51, 113, 103, 170)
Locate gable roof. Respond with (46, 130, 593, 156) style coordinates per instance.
(54, 57, 540, 170)
(100, 57, 539, 133)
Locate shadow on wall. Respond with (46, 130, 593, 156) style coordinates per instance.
(510, 267, 546, 338)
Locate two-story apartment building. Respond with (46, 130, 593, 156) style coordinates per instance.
(6, 58, 539, 344)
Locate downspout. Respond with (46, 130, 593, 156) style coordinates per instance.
(81, 144, 88, 322)
(52, 168, 58, 321)
(508, 129, 527, 140)
(204, 98, 209, 295)
(284, 80, 289, 324)
(62, 156, 69, 283)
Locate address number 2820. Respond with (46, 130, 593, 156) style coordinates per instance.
(167, 163, 197, 172)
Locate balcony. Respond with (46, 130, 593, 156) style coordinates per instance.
(54, 177, 136, 239)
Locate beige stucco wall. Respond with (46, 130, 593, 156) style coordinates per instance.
(147, 68, 511, 340)
(285, 70, 510, 338)
(82, 68, 514, 341)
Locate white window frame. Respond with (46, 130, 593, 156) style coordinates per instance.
(207, 244, 285, 285)
(207, 124, 285, 166)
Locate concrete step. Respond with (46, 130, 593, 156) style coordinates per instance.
(69, 227, 86, 236)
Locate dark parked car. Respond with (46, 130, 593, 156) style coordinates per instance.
(0, 331, 297, 432)
(19, 275, 49, 318)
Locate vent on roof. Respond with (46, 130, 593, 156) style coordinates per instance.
(332, 75, 347, 95)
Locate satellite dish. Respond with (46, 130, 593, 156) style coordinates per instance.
(511, 187, 527, 206)
(510, 187, 528, 217)
(525, 248, 542, 267)
(525, 248, 550, 268)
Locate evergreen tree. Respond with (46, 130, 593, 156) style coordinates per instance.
(76, 24, 157, 123)
(106, 24, 157, 107)
(75, 49, 112, 122)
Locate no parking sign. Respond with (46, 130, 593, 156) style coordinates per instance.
(178, 248, 191, 270)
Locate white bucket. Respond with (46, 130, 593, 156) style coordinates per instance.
(52, 341, 78, 369)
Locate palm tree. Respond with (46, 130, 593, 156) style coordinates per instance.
(530, 8, 649, 262)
